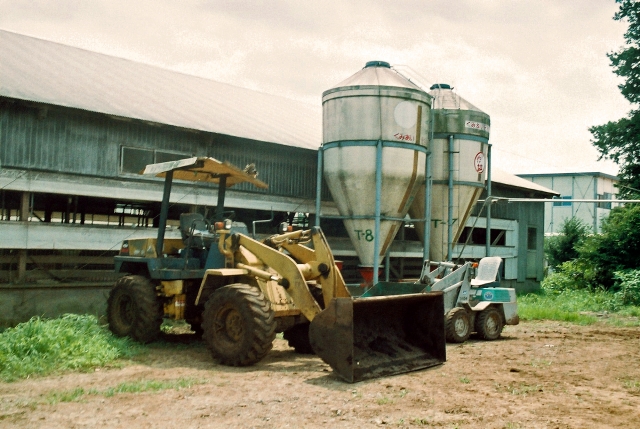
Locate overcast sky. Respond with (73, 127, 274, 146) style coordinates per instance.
(0, 0, 631, 175)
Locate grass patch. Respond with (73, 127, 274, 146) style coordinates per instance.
(46, 387, 86, 404)
(495, 382, 542, 396)
(46, 377, 205, 404)
(530, 358, 552, 368)
(518, 289, 640, 326)
(103, 378, 202, 396)
(376, 395, 392, 405)
(0, 314, 140, 382)
(621, 377, 640, 394)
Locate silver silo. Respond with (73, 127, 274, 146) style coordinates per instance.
(408, 84, 490, 262)
(318, 61, 432, 283)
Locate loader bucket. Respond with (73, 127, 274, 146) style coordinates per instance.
(309, 290, 445, 383)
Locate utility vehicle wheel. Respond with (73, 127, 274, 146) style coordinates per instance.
(445, 307, 471, 343)
(202, 284, 276, 366)
(283, 323, 315, 354)
(107, 275, 163, 343)
(475, 307, 504, 341)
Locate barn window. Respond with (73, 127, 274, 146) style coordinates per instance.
(155, 150, 188, 164)
(527, 227, 537, 250)
(457, 227, 506, 246)
(597, 192, 613, 210)
(552, 196, 572, 207)
(121, 147, 153, 174)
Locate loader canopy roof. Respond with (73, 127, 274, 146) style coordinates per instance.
(142, 157, 268, 189)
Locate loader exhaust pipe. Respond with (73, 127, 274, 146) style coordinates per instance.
(309, 291, 445, 383)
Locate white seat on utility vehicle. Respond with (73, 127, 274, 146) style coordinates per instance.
(470, 256, 502, 287)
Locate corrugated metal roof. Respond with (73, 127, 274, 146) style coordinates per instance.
(0, 30, 562, 197)
(325, 61, 424, 92)
(518, 171, 619, 181)
(0, 30, 321, 150)
(428, 85, 486, 113)
(493, 168, 558, 195)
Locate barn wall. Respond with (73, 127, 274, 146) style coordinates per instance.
(0, 99, 321, 200)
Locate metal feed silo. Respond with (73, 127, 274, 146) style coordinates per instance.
(408, 84, 490, 262)
(319, 61, 432, 282)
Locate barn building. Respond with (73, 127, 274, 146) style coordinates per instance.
(0, 30, 554, 326)
(517, 172, 619, 234)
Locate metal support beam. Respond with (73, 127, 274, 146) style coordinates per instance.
(486, 144, 492, 257)
(423, 148, 432, 262)
(155, 170, 174, 257)
(315, 148, 323, 227)
(215, 175, 227, 221)
(373, 139, 383, 285)
(447, 135, 454, 260)
(424, 104, 435, 263)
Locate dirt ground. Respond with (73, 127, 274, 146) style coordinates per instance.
(1, 320, 640, 429)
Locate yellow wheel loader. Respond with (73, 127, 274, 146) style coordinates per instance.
(107, 157, 445, 382)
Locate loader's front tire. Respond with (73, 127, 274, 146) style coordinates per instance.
(202, 284, 276, 366)
(445, 307, 471, 343)
(107, 275, 163, 344)
(283, 323, 314, 354)
(475, 307, 504, 341)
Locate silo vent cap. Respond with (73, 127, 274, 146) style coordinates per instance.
(430, 83, 452, 90)
(365, 60, 391, 68)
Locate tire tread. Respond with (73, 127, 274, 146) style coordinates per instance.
(202, 283, 276, 366)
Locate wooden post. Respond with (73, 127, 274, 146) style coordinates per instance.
(65, 196, 72, 224)
(17, 192, 30, 283)
(20, 192, 29, 221)
(16, 250, 27, 283)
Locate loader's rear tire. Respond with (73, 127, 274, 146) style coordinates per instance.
(283, 323, 314, 354)
(202, 284, 276, 366)
(445, 307, 471, 343)
(107, 275, 163, 344)
(475, 307, 504, 341)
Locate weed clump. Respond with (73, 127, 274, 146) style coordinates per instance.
(0, 314, 139, 382)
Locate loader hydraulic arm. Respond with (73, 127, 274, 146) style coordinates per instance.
(227, 227, 347, 322)
(276, 227, 351, 307)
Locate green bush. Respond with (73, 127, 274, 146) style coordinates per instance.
(541, 269, 576, 294)
(0, 314, 139, 382)
(578, 205, 640, 290)
(614, 269, 640, 306)
(542, 259, 599, 293)
(544, 217, 591, 269)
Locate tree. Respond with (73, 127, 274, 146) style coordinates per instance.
(578, 204, 640, 289)
(544, 217, 591, 270)
(589, 0, 640, 198)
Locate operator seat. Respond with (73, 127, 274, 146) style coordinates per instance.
(470, 256, 502, 288)
(179, 213, 216, 249)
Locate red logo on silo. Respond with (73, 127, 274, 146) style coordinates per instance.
(474, 152, 485, 173)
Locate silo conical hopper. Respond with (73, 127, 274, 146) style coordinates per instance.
(408, 84, 490, 262)
(321, 61, 432, 274)
(311, 64, 446, 382)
